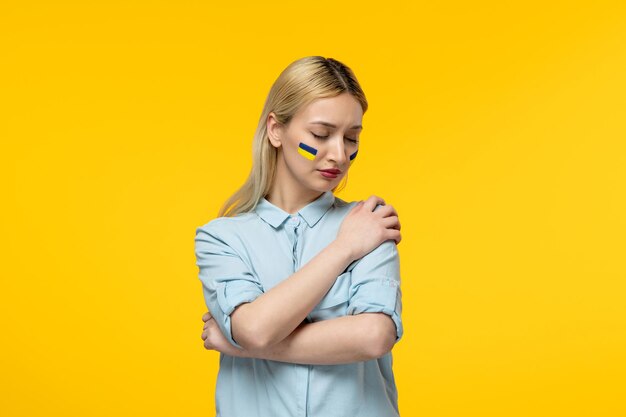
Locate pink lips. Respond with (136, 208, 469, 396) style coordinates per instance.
(318, 168, 341, 174)
(318, 169, 340, 179)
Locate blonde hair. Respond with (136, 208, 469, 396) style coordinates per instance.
(217, 56, 368, 218)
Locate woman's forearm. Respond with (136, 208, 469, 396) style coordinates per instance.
(234, 313, 389, 365)
(231, 240, 355, 350)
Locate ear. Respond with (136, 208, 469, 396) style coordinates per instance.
(266, 112, 283, 149)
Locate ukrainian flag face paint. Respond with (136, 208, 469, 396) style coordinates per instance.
(298, 141, 358, 166)
(349, 149, 358, 165)
(298, 142, 318, 161)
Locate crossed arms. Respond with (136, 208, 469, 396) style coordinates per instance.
(195, 222, 403, 366)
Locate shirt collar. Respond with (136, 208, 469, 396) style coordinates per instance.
(254, 190, 335, 229)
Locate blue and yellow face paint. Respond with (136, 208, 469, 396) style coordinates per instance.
(297, 141, 359, 165)
(349, 149, 358, 165)
(298, 142, 318, 161)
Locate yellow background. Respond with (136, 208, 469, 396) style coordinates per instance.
(2, 1, 625, 416)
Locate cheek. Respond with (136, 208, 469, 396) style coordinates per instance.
(297, 141, 318, 161)
(349, 149, 358, 165)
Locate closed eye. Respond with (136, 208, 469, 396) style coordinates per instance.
(311, 133, 329, 140)
(312, 132, 358, 144)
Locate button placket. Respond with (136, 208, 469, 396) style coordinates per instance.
(285, 215, 301, 270)
(292, 224, 301, 268)
(282, 215, 308, 415)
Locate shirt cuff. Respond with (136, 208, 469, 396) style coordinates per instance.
(347, 277, 403, 342)
(212, 280, 263, 349)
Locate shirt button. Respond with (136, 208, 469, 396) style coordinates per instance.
(289, 216, 300, 225)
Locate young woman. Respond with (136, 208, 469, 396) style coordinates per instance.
(195, 56, 404, 417)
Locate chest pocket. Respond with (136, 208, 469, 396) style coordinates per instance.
(311, 271, 351, 318)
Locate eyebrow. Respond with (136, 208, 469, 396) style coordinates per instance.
(309, 121, 363, 130)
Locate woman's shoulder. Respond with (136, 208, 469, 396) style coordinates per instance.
(333, 195, 387, 211)
(332, 195, 388, 215)
(195, 212, 256, 237)
(332, 195, 359, 210)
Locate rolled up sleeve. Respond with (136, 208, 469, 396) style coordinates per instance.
(194, 221, 265, 349)
(346, 240, 403, 342)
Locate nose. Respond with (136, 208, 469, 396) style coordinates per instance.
(327, 135, 348, 166)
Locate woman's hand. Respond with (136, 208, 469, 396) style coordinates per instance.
(335, 195, 402, 262)
(201, 311, 247, 357)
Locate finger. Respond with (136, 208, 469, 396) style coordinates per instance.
(371, 194, 386, 205)
(382, 215, 399, 230)
(201, 331, 208, 341)
(203, 317, 215, 330)
(373, 204, 396, 217)
(386, 229, 401, 245)
(377, 207, 401, 231)
(363, 195, 385, 212)
(202, 311, 212, 322)
(351, 200, 365, 211)
(373, 203, 386, 213)
(385, 204, 398, 218)
(204, 339, 212, 350)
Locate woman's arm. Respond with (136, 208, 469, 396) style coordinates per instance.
(203, 311, 396, 365)
(231, 196, 397, 351)
(230, 239, 355, 350)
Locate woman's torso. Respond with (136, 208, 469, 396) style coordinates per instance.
(202, 191, 401, 417)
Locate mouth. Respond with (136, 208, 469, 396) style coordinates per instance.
(318, 168, 342, 174)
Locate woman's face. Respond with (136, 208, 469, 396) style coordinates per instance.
(268, 92, 363, 191)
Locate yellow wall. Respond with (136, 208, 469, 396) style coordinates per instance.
(3, 1, 625, 416)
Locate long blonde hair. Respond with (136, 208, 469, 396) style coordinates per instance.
(217, 56, 368, 218)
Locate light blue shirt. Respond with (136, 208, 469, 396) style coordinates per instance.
(194, 190, 403, 417)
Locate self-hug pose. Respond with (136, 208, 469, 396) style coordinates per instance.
(195, 55, 403, 417)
